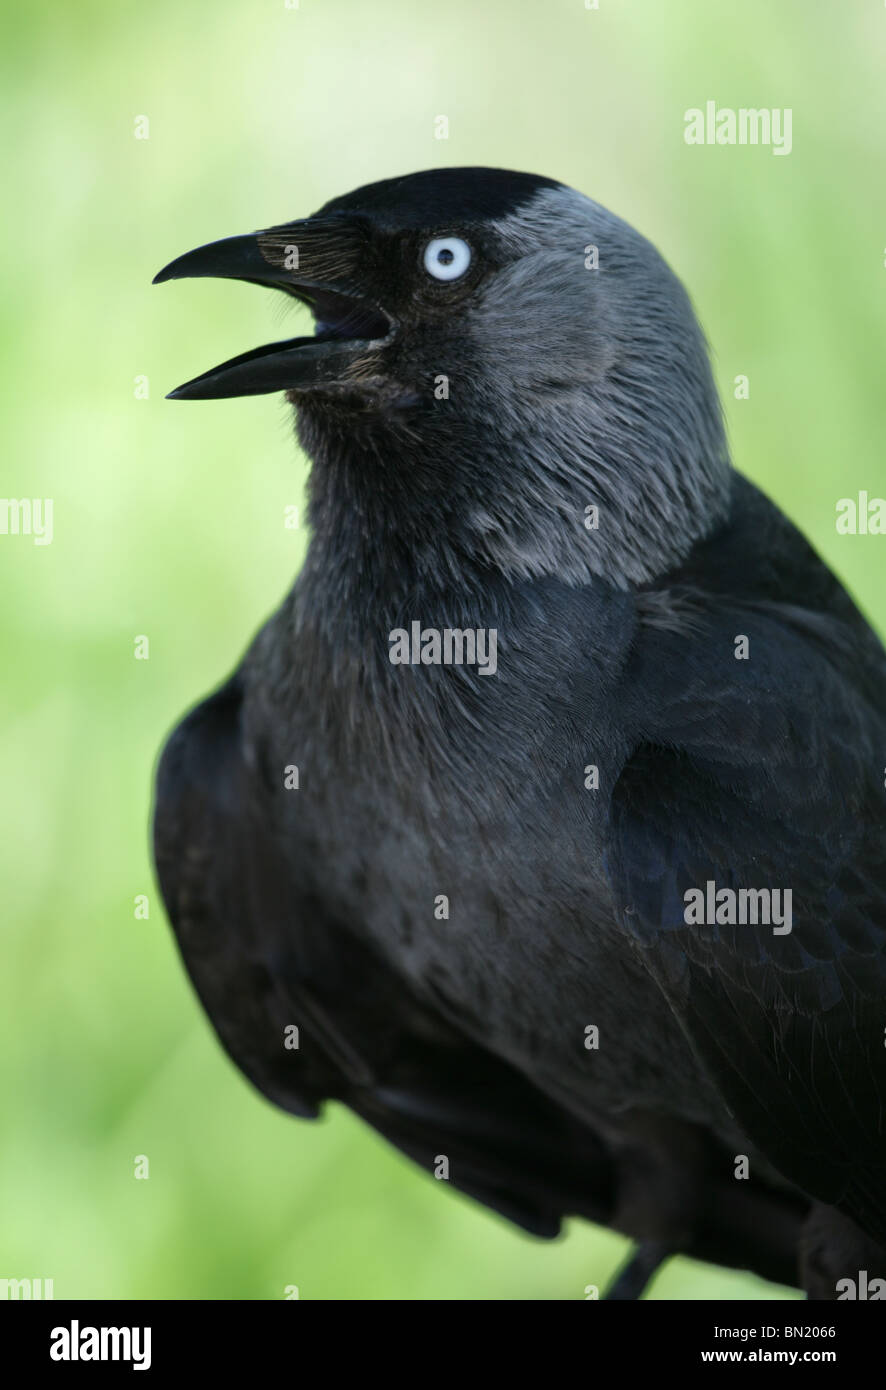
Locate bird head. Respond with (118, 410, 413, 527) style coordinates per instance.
(155, 167, 730, 588)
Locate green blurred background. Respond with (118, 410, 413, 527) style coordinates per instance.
(2, 0, 884, 1300)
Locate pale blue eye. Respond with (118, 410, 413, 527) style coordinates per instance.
(423, 237, 472, 281)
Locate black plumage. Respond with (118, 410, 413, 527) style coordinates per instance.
(153, 167, 886, 1298)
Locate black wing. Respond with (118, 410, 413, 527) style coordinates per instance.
(609, 595, 886, 1244)
(152, 676, 620, 1238)
(153, 674, 807, 1284)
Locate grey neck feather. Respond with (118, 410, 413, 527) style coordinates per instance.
(295, 184, 732, 629)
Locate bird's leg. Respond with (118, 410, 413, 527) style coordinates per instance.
(605, 1240, 672, 1299)
(608, 1114, 712, 1254)
(602, 1121, 706, 1301)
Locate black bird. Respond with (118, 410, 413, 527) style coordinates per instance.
(153, 167, 886, 1299)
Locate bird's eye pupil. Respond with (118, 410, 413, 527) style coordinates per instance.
(422, 236, 472, 282)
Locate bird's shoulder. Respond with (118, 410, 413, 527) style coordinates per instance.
(628, 470, 886, 727)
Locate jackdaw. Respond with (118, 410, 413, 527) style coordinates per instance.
(152, 167, 886, 1299)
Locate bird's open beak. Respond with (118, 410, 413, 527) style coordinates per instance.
(153, 218, 394, 399)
